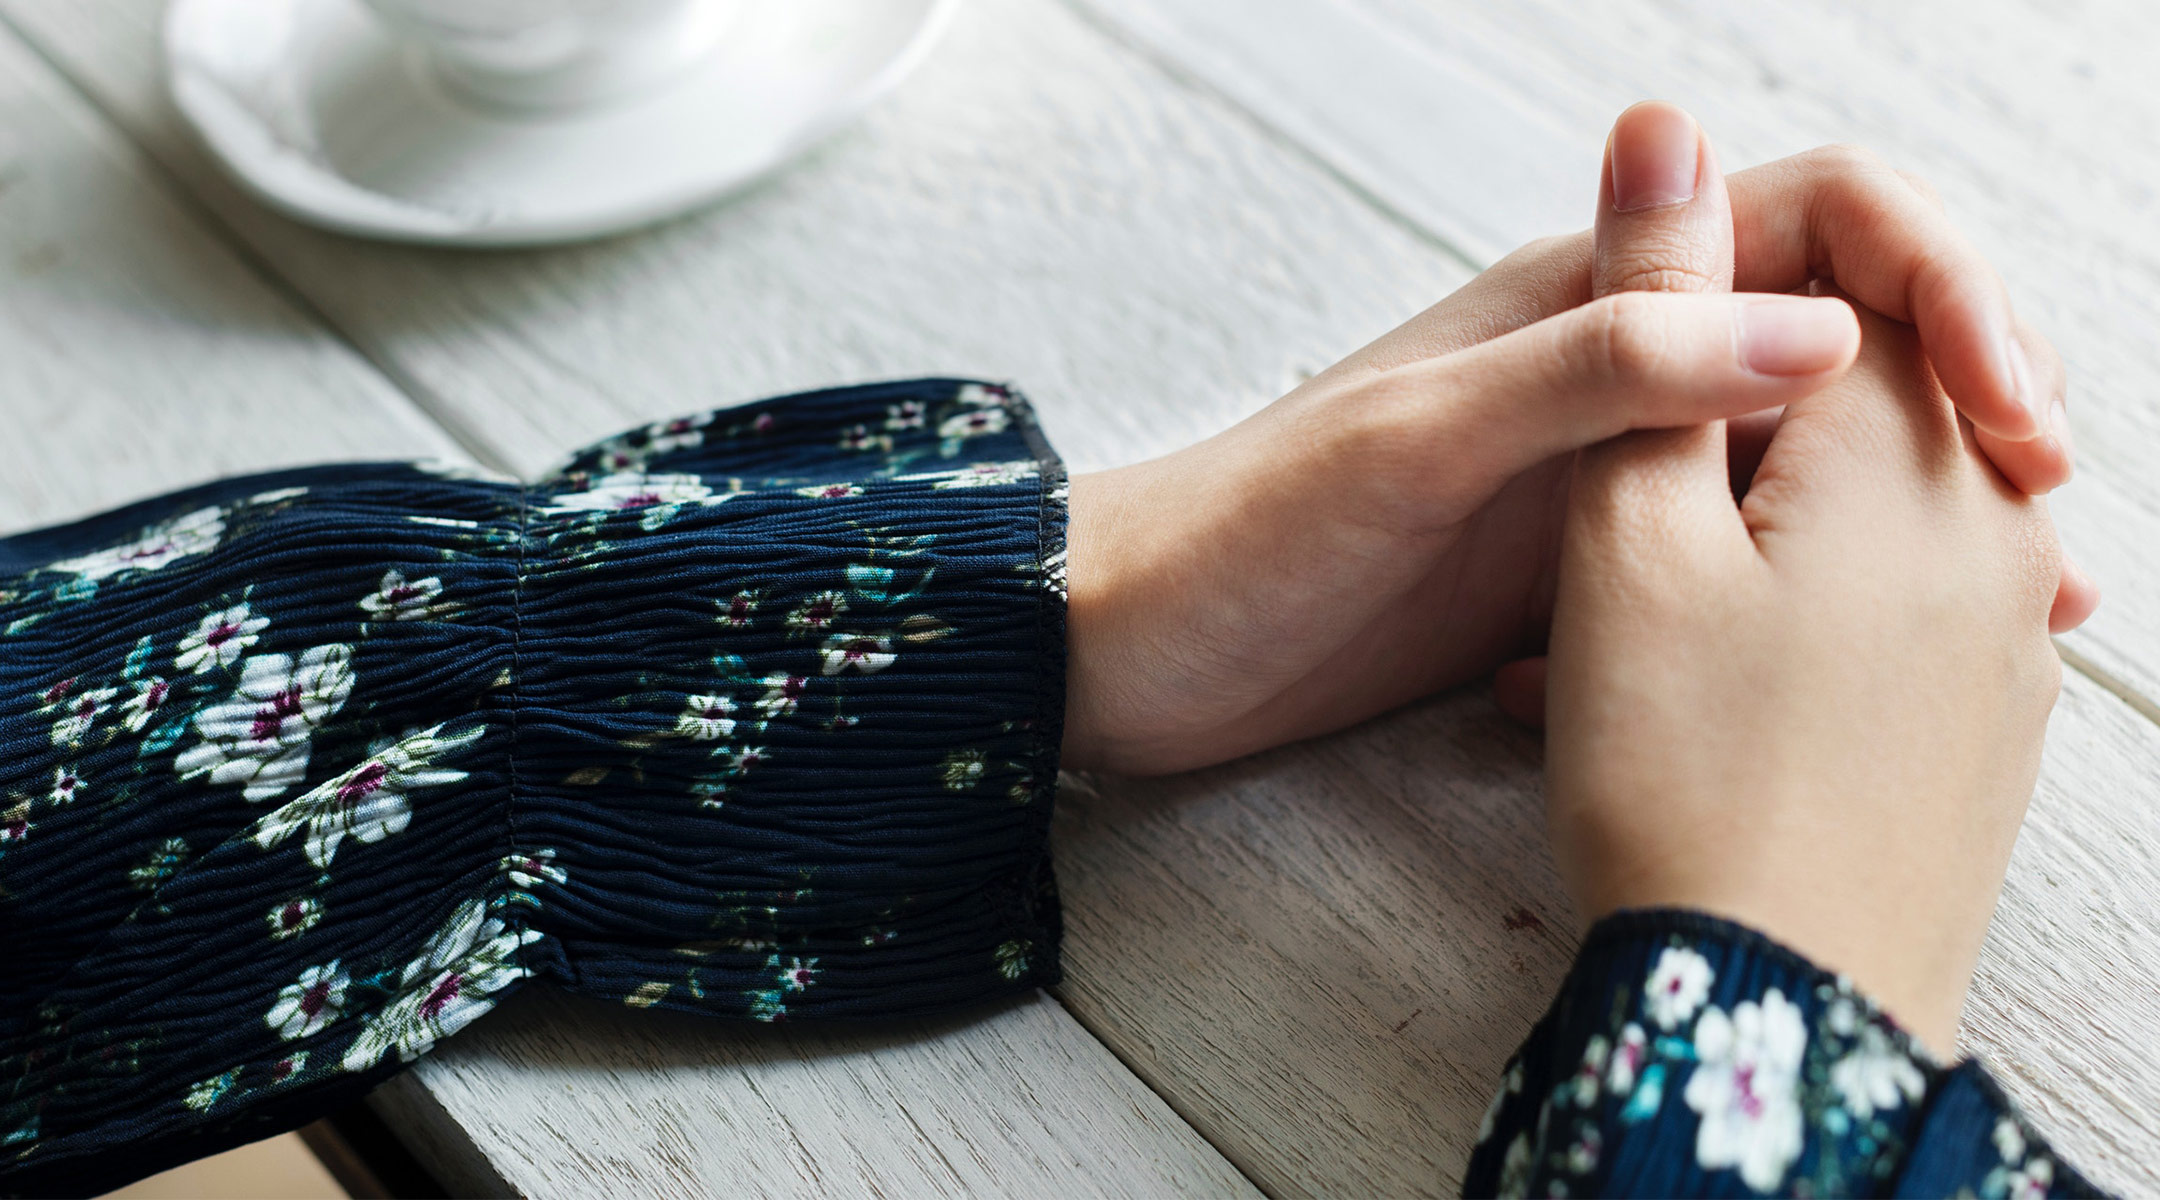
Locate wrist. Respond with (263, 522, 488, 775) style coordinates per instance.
(1572, 872, 1977, 1054)
(1058, 468, 1142, 772)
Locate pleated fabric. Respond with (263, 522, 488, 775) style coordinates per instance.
(0, 378, 1067, 1195)
(1461, 910, 2103, 1198)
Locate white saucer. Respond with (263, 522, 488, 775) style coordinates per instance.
(164, 0, 959, 246)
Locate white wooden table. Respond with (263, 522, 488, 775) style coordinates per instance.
(4, 2, 2158, 1195)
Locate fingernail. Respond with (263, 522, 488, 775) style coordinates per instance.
(1738, 297, 1856, 375)
(1611, 102, 1699, 212)
(2007, 337, 2046, 434)
(2050, 392, 2075, 468)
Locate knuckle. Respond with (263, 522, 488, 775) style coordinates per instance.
(1603, 262, 1722, 296)
(2020, 638, 2064, 718)
(1895, 168, 1944, 208)
(1806, 142, 1885, 176)
(1587, 293, 1676, 386)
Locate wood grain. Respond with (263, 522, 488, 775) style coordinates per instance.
(7, 0, 2160, 1196)
(376, 990, 1260, 1199)
(0, 15, 1253, 1199)
(0, 20, 462, 524)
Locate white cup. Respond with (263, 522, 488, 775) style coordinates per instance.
(360, 0, 744, 111)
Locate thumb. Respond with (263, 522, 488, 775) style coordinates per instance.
(1595, 101, 1735, 297)
(1571, 102, 1751, 552)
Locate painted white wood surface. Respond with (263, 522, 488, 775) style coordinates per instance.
(0, 15, 1256, 1200)
(382, 990, 1260, 1199)
(0, 20, 463, 523)
(4, 0, 2159, 1195)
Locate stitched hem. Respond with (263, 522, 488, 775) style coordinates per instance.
(503, 479, 536, 972)
(1008, 382, 1068, 987)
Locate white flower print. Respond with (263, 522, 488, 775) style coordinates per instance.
(1573, 1033, 1610, 1107)
(175, 644, 356, 802)
(675, 694, 737, 741)
(499, 847, 567, 891)
(1989, 1118, 2057, 1200)
(794, 483, 864, 499)
(942, 461, 1037, 489)
(897, 461, 1040, 490)
(1829, 1023, 1925, 1119)
(642, 412, 711, 457)
(776, 956, 817, 992)
(127, 836, 189, 889)
(266, 961, 350, 1040)
(542, 473, 725, 514)
(786, 591, 848, 636)
(50, 505, 223, 580)
(940, 750, 986, 791)
(1645, 946, 1713, 1031)
(2007, 1156, 2055, 1200)
(411, 460, 516, 483)
(176, 604, 269, 674)
(48, 765, 82, 806)
(837, 424, 892, 453)
(358, 570, 450, 621)
(955, 382, 1010, 407)
(342, 899, 542, 1071)
(1495, 1132, 1533, 1200)
(1608, 1022, 1648, 1094)
(939, 408, 1010, 440)
(250, 722, 482, 868)
(267, 896, 324, 940)
(120, 676, 173, 732)
(885, 400, 927, 430)
(46, 683, 117, 748)
(717, 590, 760, 628)
(1684, 988, 1807, 1193)
(183, 1071, 237, 1112)
(819, 633, 896, 676)
(1993, 1118, 2027, 1166)
(0, 802, 28, 844)
(757, 672, 805, 718)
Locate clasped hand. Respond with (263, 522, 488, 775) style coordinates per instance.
(1059, 103, 2094, 1051)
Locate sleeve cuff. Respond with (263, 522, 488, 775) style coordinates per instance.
(509, 379, 1068, 1019)
(1463, 908, 2101, 1197)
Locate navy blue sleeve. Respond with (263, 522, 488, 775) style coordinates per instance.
(0, 379, 1067, 1195)
(1462, 909, 2105, 1198)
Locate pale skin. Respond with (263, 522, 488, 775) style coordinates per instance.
(1059, 103, 2096, 1051)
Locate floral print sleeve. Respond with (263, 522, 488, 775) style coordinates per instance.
(1463, 909, 2106, 1198)
(0, 379, 1067, 1195)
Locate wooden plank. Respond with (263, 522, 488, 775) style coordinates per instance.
(0, 17, 463, 524)
(12, 1, 2158, 1196)
(376, 991, 1259, 1199)
(0, 16, 1256, 1199)
(1076, 0, 2160, 716)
